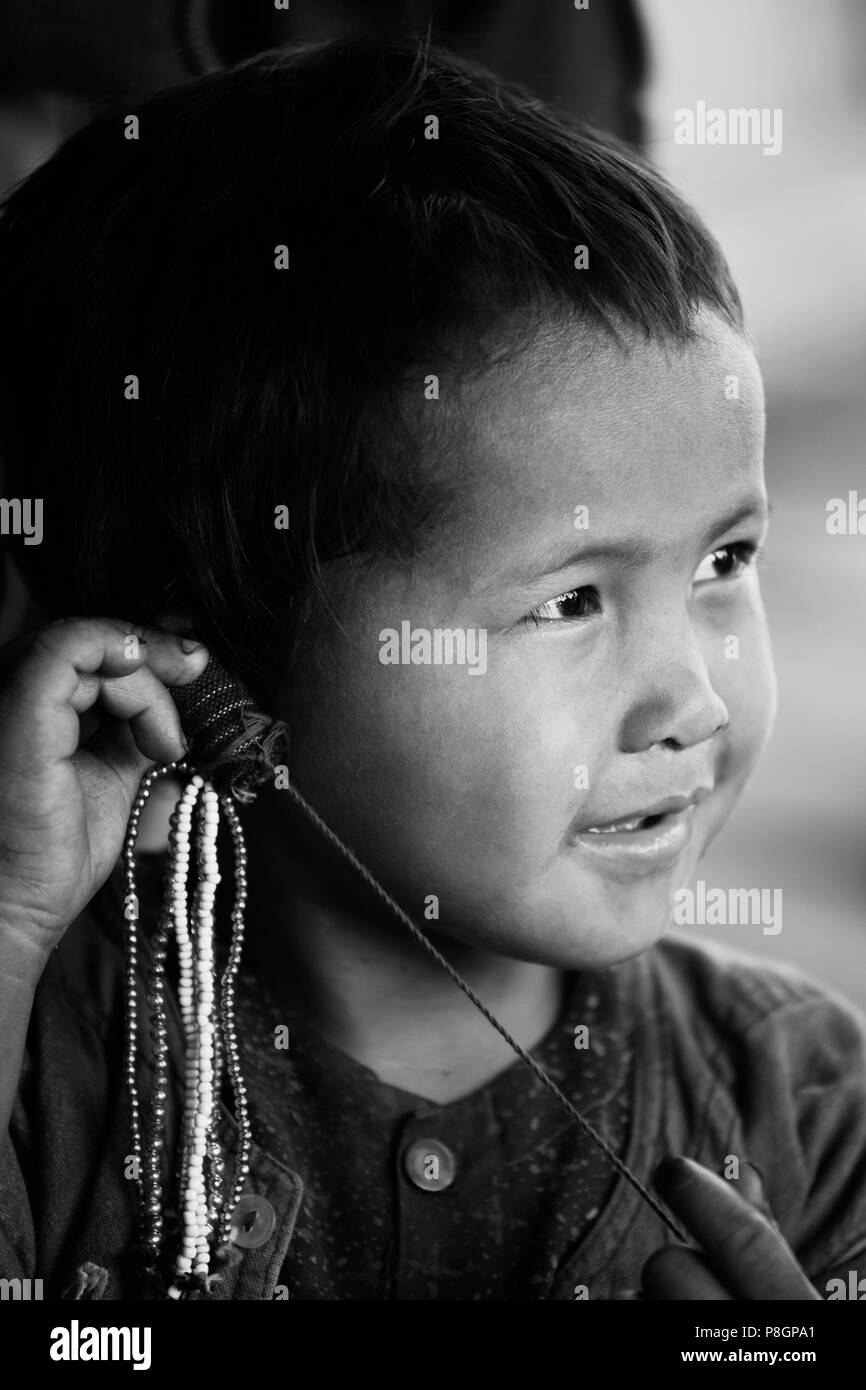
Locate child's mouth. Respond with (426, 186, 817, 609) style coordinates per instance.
(568, 792, 710, 873)
(583, 812, 666, 834)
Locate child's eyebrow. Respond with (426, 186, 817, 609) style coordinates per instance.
(497, 492, 771, 588)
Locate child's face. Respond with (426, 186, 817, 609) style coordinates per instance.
(279, 310, 775, 968)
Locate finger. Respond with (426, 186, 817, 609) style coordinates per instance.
(737, 1160, 782, 1232)
(132, 629, 210, 690)
(719, 1160, 786, 1243)
(654, 1157, 821, 1300)
(1, 617, 189, 681)
(86, 667, 192, 764)
(32, 618, 209, 689)
(96, 629, 210, 760)
(642, 1245, 732, 1300)
(639, 1163, 780, 1303)
(0, 619, 208, 766)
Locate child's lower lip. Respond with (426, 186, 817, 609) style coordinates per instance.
(568, 806, 695, 872)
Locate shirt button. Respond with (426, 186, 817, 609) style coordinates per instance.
(228, 1193, 277, 1248)
(403, 1138, 457, 1192)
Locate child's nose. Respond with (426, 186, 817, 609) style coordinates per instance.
(618, 620, 730, 754)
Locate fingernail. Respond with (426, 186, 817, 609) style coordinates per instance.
(179, 637, 204, 654)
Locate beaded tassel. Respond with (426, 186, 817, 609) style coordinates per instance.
(122, 762, 252, 1299)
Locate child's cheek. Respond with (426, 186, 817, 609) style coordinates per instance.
(708, 592, 777, 779)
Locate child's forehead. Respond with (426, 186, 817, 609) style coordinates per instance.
(439, 312, 764, 521)
(406, 312, 766, 589)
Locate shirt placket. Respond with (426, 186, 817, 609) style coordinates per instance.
(391, 1104, 494, 1300)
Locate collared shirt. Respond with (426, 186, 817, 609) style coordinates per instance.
(3, 856, 866, 1300)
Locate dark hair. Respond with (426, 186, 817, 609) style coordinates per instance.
(0, 36, 744, 694)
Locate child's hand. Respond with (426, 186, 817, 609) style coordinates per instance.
(0, 617, 208, 965)
(639, 1156, 822, 1299)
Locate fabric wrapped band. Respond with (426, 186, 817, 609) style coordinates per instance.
(171, 656, 290, 803)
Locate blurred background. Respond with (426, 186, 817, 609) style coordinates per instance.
(0, 0, 863, 1003)
(642, 0, 866, 1007)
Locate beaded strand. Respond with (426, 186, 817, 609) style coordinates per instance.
(123, 763, 182, 1272)
(173, 777, 219, 1290)
(122, 763, 253, 1298)
(214, 793, 251, 1246)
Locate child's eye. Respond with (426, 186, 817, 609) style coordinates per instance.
(523, 586, 602, 626)
(693, 541, 762, 584)
(521, 543, 762, 628)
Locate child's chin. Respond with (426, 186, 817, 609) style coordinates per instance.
(531, 872, 685, 968)
(483, 904, 674, 972)
(553, 917, 672, 971)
